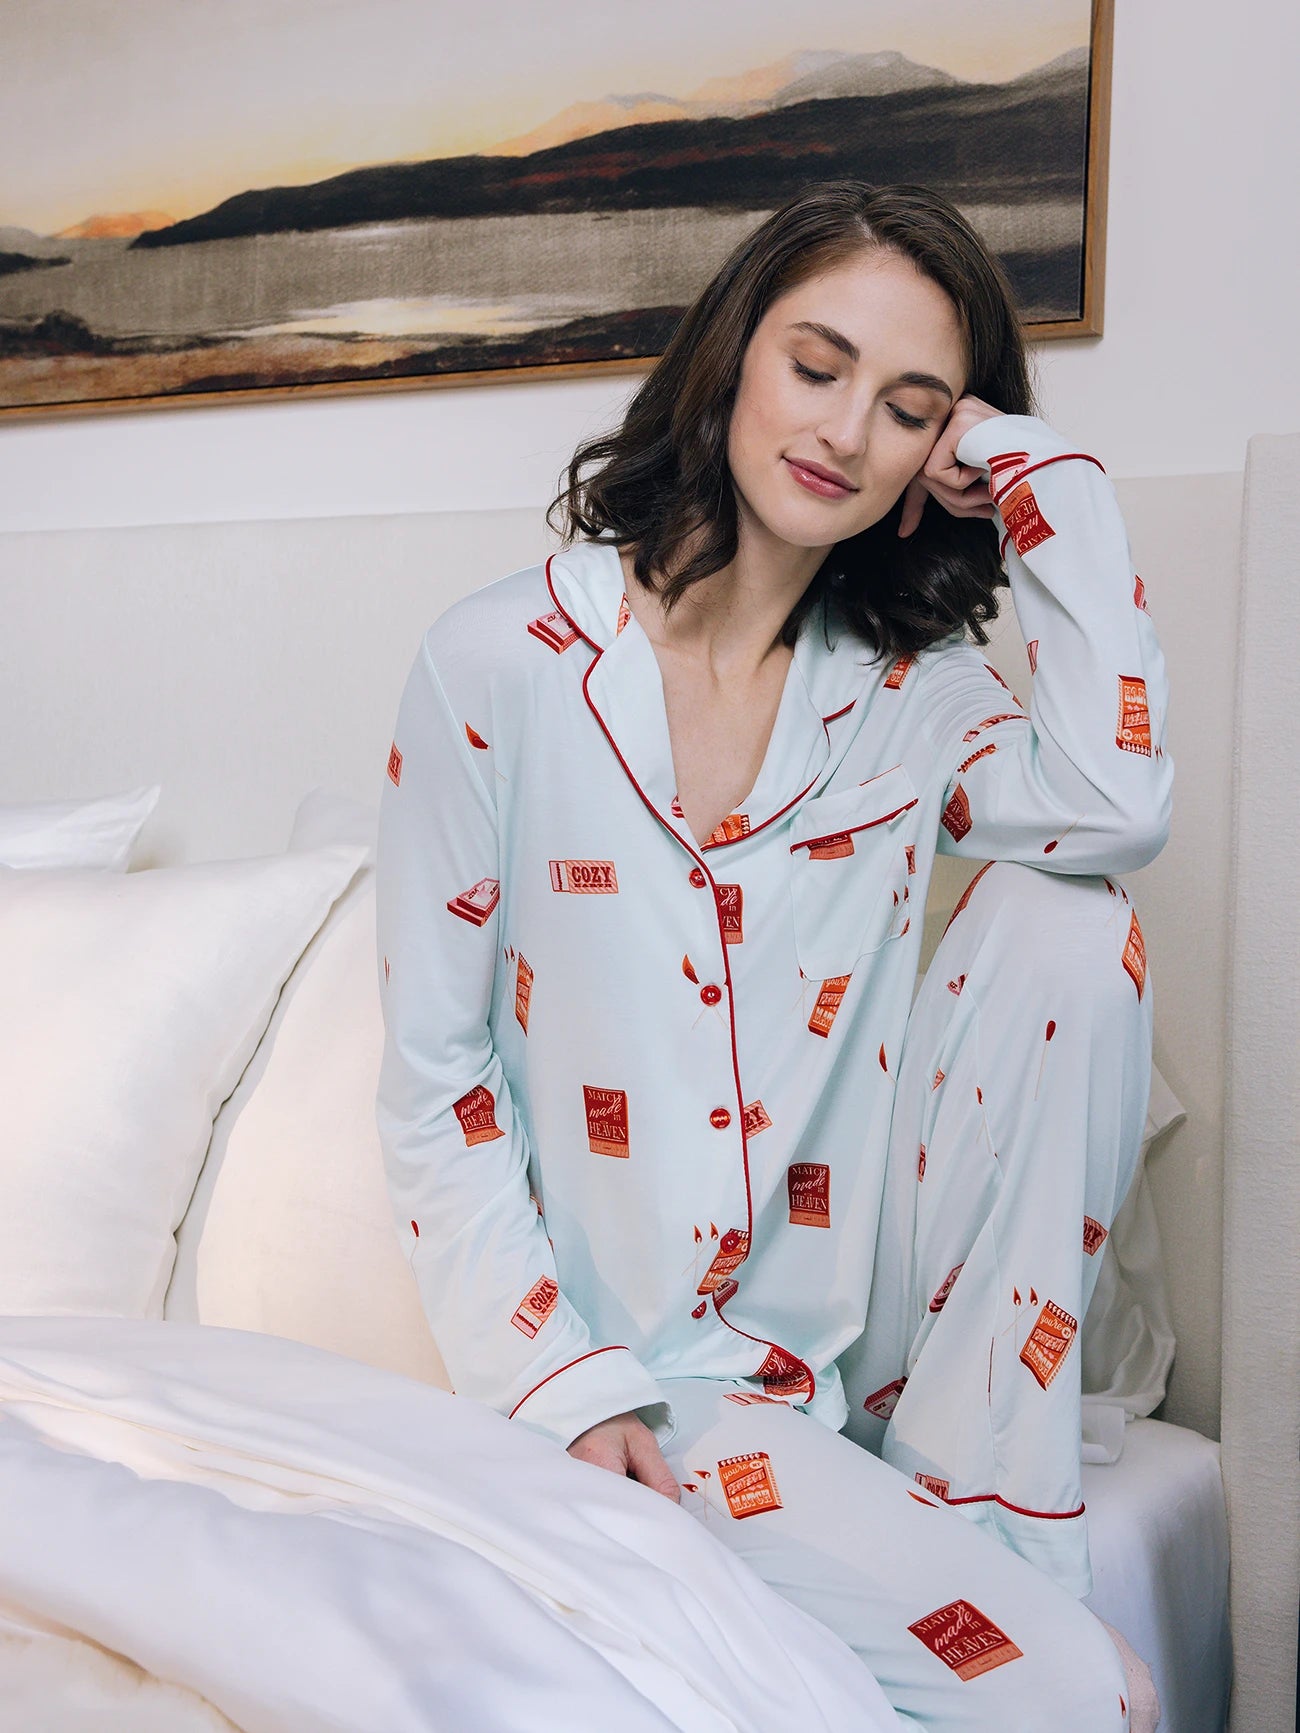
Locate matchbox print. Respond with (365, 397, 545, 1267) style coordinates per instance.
(1116, 675, 1152, 756)
(986, 449, 1030, 492)
(1122, 908, 1147, 998)
(453, 1084, 505, 1146)
(549, 858, 619, 893)
(514, 954, 533, 1033)
(961, 712, 1024, 743)
(941, 784, 972, 841)
(999, 477, 1056, 557)
(387, 741, 402, 786)
(787, 1161, 831, 1226)
(705, 812, 751, 846)
(1134, 573, 1150, 613)
(807, 974, 850, 1037)
(756, 1344, 813, 1399)
(526, 608, 580, 652)
(1019, 1298, 1078, 1390)
(915, 1473, 950, 1500)
(1083, 1215, 1109, 1256)
(883, 653, 915, 690)
(446, 876, 500, 926)
(958, 743, 998, 775)
(510, 1275, 559, 1338)
(804, 829, 857, 860)
(715, 882, 744, 942)
(742, 1098, 771, 1136)
(584, 1085, 629, 1156)
(863, 1377, 906, 1420)
(908, 1601, 1024, 1681)
(615, 592, 631, 634)
(929, 1262, 964, 1313)
(719, 1451, 783, 1518)
(697, 1228, 749, 1293)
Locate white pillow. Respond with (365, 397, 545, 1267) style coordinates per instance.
(166, 788, 450, 1388)
(0, 838, 368, 1318)
(170, 787, 1184, 1417)
(0, 785, 160, 871)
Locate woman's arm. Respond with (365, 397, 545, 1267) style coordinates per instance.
(918, 413, 1174, 873)
(375, 631, 672, 1450)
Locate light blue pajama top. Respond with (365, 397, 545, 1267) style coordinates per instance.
(374, 413, 1174, 1452)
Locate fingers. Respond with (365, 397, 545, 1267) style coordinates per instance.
(624, 1428, 683, 1503)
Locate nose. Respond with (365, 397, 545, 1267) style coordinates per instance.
(815, 397, 869, 460)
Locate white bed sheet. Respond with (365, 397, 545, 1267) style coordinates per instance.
(1082, 1417, 1231, 1733)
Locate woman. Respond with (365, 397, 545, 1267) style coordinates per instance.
(375, 180, 1171, 1729)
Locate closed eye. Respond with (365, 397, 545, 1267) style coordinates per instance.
(791, 361, 930, 429)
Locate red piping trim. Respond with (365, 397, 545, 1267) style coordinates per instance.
(789, 797, 918, 853)
(577, 642, 817, 1405)
(822, 700, 857, 724)
(509, 1344, 632, 1418)
(990, 451, 1105, 507)
(943, 1491, 1087, 1520)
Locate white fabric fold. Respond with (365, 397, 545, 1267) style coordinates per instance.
(0, 1318, 901, 1733)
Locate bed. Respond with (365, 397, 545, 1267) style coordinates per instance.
(0, 424, 1277, 1727)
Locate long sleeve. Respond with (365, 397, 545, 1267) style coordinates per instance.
(919, 413, 1174, 873)
(374, 632, 674, 1450)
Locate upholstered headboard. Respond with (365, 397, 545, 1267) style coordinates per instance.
(0, 466, 1242, 1454)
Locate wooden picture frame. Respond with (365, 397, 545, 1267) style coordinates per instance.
(0, 0, 1110, 421)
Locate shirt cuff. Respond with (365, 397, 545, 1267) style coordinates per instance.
(955, 411, 1081, 474)
(508, 1345, 678, 1451)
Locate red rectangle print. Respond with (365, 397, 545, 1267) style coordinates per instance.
(715, 882, 744, 942)
(454, 1084, 505, 1145)
(742, 1099, 772, 1137)
(863, 1378, 906, 1419)
(514, 954, 534, 1033)
(1116, 675, 1152, 755)
(1082, 1216, 1109, 1256)
(756, 1345, 813, 1399)
(1019, 1299, 1078, 1389)
(584, 1085, 629, 1156)
(909, 1600, 1023, 1680)
(808, 974, 850, 1037)
(511, 1275, 559, 1338)
(527, 609, 580, 652)
(718, 1451, 783, 1517)
(446, 877, 500, 926)
(1122, 908, 1147, 998)
(999, 478, 1055, 557)
(549, 858, 619, 893)
(787, 1162, 830, 1226)
(941, 785, 972, 842)
(698, 1228, 749, 1293)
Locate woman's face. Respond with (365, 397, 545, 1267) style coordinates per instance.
(726, 248, 969, 555)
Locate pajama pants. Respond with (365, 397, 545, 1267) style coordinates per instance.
(657, 860, 1153, 1731)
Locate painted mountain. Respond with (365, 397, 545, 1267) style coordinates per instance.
(0, 46, 1092, 410)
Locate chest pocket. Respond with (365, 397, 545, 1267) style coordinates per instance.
(787, 762, 919, 981)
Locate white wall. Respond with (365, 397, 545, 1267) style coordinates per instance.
(0, 0, 1295, 535)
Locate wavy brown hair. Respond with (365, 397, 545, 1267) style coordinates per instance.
(545, 179, 1041, 659)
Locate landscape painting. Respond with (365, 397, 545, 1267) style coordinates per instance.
(0, 0, 1109, 417)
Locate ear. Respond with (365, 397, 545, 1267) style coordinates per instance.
(897, 475, 928, 539)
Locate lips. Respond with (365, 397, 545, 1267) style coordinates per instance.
(785, 457, 858, 497)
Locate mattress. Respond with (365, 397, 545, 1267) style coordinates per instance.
(1082, 1417, 1231, 1733)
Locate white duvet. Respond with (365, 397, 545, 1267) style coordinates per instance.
(0, 1318, 901, 1733)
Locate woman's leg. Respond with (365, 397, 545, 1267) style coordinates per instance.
(658, 1373, 1132, 1730)
(835, 859, 1154, 1600)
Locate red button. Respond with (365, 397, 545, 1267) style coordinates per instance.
(689, 867, 707, 888)
(700, 984, 722, 1005)
(709, 1107, 732, 1129)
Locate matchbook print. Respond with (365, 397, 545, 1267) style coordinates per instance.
(447, 877, 500, 926)
(787, 1162, 830, 1226)
(909, 1601, 1024, 1680)
(718, 1451, 783, 1518)
(1019, 1299, 1078, 1390)
(526, 609, 580, 652)
(453, 1084, 505, 1146)
(583, 1085, 629, 1156)
(511, 1275, 559, 1338)
(549, 858, 619, 893)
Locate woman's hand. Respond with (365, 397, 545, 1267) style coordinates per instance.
(567, 1410, 682, 1503)
(897, 393, 1006, 538)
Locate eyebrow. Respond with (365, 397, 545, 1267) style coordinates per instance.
(789, 321, 955, 401)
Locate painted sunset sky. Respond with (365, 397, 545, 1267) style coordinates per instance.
(4, 0, 1090, 237)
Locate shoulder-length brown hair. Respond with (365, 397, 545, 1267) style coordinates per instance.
(545, 179, 1041, 660)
